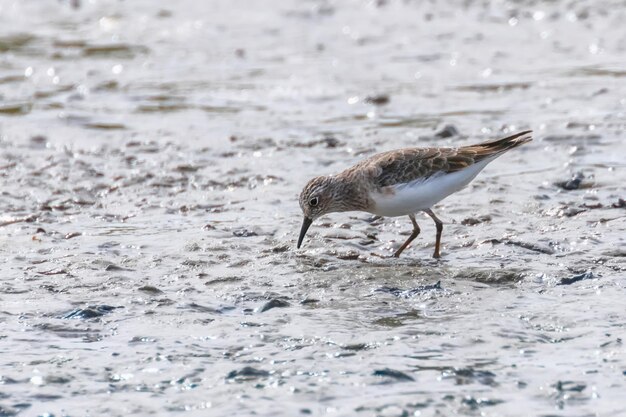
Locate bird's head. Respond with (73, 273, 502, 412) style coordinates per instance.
(297, 175, 341, 249)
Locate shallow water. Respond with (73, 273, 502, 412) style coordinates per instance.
(0, 0, 625, 415)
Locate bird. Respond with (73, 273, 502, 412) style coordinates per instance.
(297, 130, 532, 258)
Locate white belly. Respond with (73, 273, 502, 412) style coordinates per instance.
(369, 159, 491, 217)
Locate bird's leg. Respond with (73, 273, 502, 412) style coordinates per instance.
(424, 209, 443, 258)
(393, 214, 420, 258)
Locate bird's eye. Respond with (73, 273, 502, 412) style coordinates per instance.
(309, 197, 319, 207)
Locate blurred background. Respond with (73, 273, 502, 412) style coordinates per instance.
(1, 0, 624, 147)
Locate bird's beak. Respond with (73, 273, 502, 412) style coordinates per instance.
(297, 217, 313, 249)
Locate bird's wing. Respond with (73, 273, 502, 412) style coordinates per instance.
(357, 131, 532, 188)
(358, 147, 475, 188)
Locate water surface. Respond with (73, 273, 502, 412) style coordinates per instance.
(0, 0, 625, 415)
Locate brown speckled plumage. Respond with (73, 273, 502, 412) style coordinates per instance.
(348, 130, 532, 188)
(297, 130, 532, 257)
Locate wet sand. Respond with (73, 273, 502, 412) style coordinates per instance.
(0, 0, 625, 415)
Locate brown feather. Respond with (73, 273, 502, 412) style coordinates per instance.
(344, 130, 532, 188)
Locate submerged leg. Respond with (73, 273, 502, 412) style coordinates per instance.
(424, 209, 443, 258)
(393, 214, 420, 258)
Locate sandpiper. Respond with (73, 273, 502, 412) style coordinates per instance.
(297, 130, 532, 258)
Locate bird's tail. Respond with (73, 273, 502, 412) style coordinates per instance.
(464, 130, 532, 160)
(477, 130, 532, 151)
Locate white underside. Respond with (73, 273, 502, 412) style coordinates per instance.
(369, 158, 493, 217)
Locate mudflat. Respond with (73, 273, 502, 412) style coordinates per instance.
(0, 0, 625, 415)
